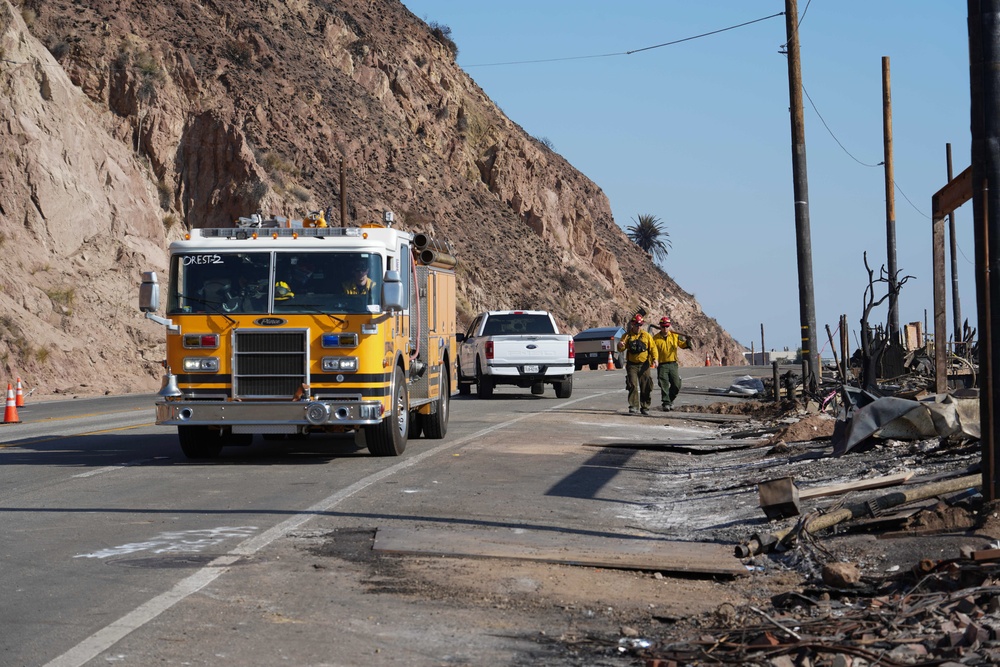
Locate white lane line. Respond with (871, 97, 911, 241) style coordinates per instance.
(44, 390, 612, 667)
(71, 459, 152, 478)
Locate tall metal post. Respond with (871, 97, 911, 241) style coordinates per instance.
(784, 0, 819, 393)
(947, 143, 963, 346)
(883, 57, 900, 340)
(970, 0, 1000, 501)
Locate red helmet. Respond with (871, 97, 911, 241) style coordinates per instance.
(631, 313, 643, 325)
(660, 316, 671, 327)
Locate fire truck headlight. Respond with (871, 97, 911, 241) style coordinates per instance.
(322, 357, 358, 372)
(183, 357, 220, 372)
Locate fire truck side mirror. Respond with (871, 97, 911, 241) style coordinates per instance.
(139, 271, 161, 312)
(382, 270, 404, 313)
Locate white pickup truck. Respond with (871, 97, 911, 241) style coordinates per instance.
(456, 310, 575, 399)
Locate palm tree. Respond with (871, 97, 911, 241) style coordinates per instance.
(626, 214, 671, 263)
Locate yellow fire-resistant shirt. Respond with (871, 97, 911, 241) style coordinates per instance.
(618, 329, 657, 364)
(342, 276, 374, 295)
(653, 330, 690, 364)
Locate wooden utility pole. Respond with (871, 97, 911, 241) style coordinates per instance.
(784, 0, 819, 393)
(947, 143, 963, 344)
(760, 323, 766, 366)
(339, 159, 348, 227)
(839, 314, 849, 382)
(883, 57, 900, 341)
(969, 0, 1000, 501)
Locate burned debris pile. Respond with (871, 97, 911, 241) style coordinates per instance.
(636, 323, 996, 664)
(639, 544, 1000, 667)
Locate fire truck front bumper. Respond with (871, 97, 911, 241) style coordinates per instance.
(155, 399, 384, 430)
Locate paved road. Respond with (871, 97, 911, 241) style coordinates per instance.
(0, 365, 784, 666)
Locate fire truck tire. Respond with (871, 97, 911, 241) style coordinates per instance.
(365, 366, 408, 457)
(554, 375, 574, 399)
(421, 367, 450, 439)
(476, 361, 494, 399)
(177, 426, 224, 459)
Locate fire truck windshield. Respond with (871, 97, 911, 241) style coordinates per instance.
(167, 251, 384, 315)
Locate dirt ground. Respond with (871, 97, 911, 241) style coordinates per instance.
(294, 395, 1000, 666)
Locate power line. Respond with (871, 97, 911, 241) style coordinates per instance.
(802, 84, 882, 168)
(893, 180, 931, 220)
(625, 12, 785, 55)
(465, 12, 785, 68)
(801, 82, 932, 220)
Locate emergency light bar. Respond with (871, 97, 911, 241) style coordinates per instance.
(198, 227, 363, 239)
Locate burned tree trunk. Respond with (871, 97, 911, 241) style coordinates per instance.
(857, 252, 913, 392)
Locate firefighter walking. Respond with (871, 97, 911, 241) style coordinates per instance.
(653, 315, 692, 411)
(617, 313, 657, 415)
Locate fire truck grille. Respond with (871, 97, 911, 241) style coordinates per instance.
(233, 330, 308, 399)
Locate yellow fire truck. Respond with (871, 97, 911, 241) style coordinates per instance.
(139, 212, 457, 459)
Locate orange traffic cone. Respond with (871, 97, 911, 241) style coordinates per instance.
(606, 351, 615, 370)
(705, 352, 711, 367)
(15, 377, 24, 407)
(3, 383, 21, 424)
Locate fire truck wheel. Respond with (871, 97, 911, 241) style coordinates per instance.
(421, 367, 450, 439)
(554, 375, 574, 399)
(177, 426, 224, 459)
(476, 361, 494, 399)
(365, 366, 409, 457)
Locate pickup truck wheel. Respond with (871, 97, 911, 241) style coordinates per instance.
(588, 362, 599, 371)
(365, 366, 408, 456)
(554, 375, 574, 399)
(458, 381, 471, 395)
(530, 382, 544, 395)
(614, 354, 625, 369)
(177, 425, 223, 459)
(421, 368, 450, 439)
(476, 361, 494, 399)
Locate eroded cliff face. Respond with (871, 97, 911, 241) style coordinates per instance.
(0, 0, 745, 397)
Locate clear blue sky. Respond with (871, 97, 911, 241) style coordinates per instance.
(400, 1, 973, 354)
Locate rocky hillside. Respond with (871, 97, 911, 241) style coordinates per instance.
(0, 0, 745, 398)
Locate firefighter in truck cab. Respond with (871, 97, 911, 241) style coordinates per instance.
(139, 212, 458, 461)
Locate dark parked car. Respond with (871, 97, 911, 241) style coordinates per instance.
(573, 326, 625, 370)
